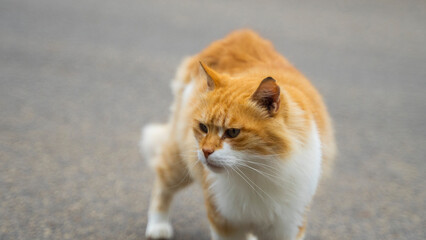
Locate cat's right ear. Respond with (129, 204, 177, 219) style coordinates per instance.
(251, 77, 281, 116)
(199, 62, 220, 91)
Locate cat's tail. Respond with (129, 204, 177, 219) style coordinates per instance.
(139, 123, 169, 169)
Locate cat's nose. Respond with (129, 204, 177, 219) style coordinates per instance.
(202, 148, 214, 159)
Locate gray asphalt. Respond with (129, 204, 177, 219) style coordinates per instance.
(1, 0, 425, 239)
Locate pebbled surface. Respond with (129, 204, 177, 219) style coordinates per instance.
(0, 0, 425, 239)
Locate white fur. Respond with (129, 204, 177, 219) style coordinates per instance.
(145, 211, 173, 239)
(208, 123, 322, 240)
(211, 142, 236, 164)
(142, 125, 174, 239)
(140, 124, 169, 168)
(198, 142, 239, 168)
(182, 80, 195, 106)
(246, 234, 258, 240)
(170, 57, 192, 96)
(218, 127, 225, 137)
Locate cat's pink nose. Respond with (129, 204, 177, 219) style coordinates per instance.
(202, 148, 214, 159)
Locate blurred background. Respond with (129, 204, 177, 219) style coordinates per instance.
(1, 0, 425, 239)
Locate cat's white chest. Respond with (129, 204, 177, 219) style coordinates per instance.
(209, 123, 322, 228)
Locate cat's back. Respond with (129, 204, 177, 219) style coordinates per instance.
(182, 29, 292, 81)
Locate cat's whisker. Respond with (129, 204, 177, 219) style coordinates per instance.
(225, 167, 230, 184)
(240, 159, 280, 170)
(234, 163, 297, 195)
(210, 157, 284, 183)
(242, 162, 286, 177)
(235, 167, 281, 207)
(235, 159, 283, 176)
(229, 165, 266, 202)
(232, 167, 280, 206)
(240, 161, 297, 184)
(233, 162, 282, 184)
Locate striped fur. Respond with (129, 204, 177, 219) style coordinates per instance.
(142, 29, 336, 240)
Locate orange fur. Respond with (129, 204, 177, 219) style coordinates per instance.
(144, 29, 336, 240)
(183, 29, 335, 164)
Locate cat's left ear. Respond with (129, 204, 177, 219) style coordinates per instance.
(199, 62, 221, 91)
(251, 77, 281, 116)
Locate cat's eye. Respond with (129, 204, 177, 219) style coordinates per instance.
(199, 123, 208, 133)
(225, 128, 240, 138)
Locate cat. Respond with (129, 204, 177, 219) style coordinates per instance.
(140, 29, 336, 240)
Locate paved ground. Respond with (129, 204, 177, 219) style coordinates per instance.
(1, 0, 425, 239)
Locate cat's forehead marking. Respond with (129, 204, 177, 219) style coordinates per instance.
(223, 115, 231, 126)
(203, 110, 236, 129)
(205, 106, 226, 125)
(218, 127, 224, 137)
(201, 96, 241, 128)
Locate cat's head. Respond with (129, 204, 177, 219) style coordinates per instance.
(193, 62, 291, 173)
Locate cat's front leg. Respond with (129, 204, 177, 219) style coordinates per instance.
(145, 210, 173, 239)
(144, 150, 193, 239)
(145, 178, 174, 239)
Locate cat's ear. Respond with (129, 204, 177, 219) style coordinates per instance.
(199, 62, 221, 91)
(251, 77, 281, 116)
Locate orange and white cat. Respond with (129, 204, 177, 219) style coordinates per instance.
(140, 29, 336, 240)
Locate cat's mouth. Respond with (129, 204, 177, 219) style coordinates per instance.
(205, 160, 224, 172)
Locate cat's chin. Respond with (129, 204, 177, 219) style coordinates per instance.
(205, 162, 225, 173)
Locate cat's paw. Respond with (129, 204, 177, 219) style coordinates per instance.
(247, 234, 258, 240)
(145, 221, 173, 239)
